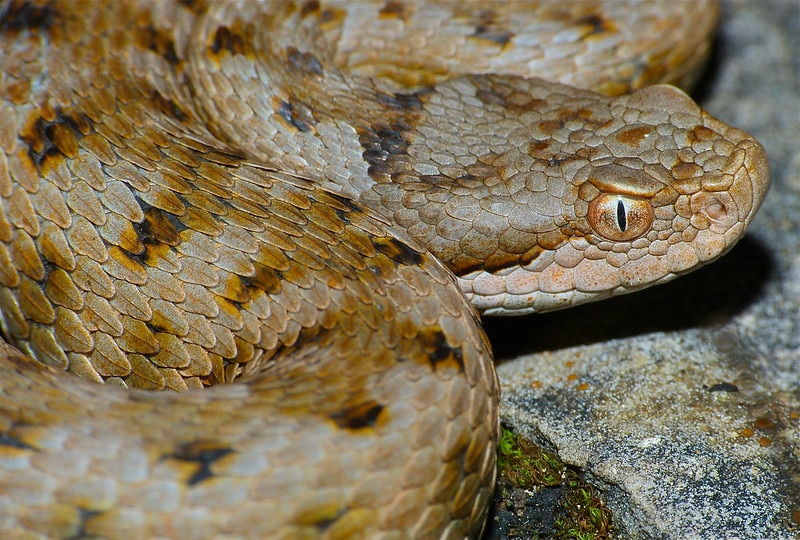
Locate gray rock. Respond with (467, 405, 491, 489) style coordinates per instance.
(485, 1, 799, 538)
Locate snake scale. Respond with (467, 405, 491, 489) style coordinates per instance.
(0, 0, 770, 538)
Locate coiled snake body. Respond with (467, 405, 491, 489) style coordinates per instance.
(0, 1, 770, 538)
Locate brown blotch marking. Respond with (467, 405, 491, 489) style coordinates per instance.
(451, 255, 512, 276)
(468, 8, 513, 46)
(483, 252, 528, 274)
(144, 319, 171, 337)
(528, 140, 552, 160)
(296, 1, 344, 29)
(357, 91, 430, 182)
(615, 126, 652, 147)
(134, 203, 186, 248)
(272, 96, 317, 133)
(575, 13, 615, 37)
(689, 124, 716, 143)
(209, 24, 253, 58)
(520, 244, 545, 266)
(300, 0, 320, 18)
(372, 236, 423, 267)
(168, 442, 234, 486)
(472, 26, 513, 46)
(0, 430, 36, 451)
(329, 205, 352, 226)
(151, 91, 189, 122)
(358, 123, 411, 181)
(177, 0, 207, 14)
(562, 108, 596, 122)
(379, 0, 415, 21)
(330, 401, 384, 431)
(135, 24, 180, 65)
(74, 509, 105, 539)
(332, 192, 368, 215)
(447, 254, 482, 276)
(39, 259, 54, 284)
(473, 86, 504, 107)
(327, 194, 369, 225)
(19, 106, 90, 165)
(556, 108, 577, 122)
(242, 262, 283, 296)
(419, 327, 465, 373)
(128, 205, 185, 265)
(376, 90, 429, 112)
(313, 516, 344, 534)
(221, 275, 252, 305)
(317, 5, 346, 28)
(286, 46, 323, 76)
(0, 0, 56, 34)
(537, 119, 562, 136)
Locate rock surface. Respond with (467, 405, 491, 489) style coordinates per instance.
(484, 1, 799, 538)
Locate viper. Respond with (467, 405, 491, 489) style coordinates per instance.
(0, 1, 769, 538)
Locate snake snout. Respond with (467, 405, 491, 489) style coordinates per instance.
(688, 134, 770, 263)
(710, 137, 770, 229)
(736, 138, 771, 227)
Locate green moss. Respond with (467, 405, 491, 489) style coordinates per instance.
(554, 479, 612, 540)
(497, 426, 564, 488)
(496, 427, 613, 539)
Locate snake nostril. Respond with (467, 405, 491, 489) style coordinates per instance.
(704, 198, 728, 222)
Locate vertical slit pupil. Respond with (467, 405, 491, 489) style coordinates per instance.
(616, 198, 627, 232)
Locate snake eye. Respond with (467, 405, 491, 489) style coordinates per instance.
(588, 194, 654, 241)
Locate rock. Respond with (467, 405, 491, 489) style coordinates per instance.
(484, 1, 800, 538)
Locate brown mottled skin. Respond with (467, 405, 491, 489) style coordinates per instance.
(0, 1, 768, 538)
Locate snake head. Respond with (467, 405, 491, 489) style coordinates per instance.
(457, 84, 770, 315)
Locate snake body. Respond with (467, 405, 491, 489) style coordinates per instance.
(0, 1, 770, 538)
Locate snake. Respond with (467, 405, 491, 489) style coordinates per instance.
(0, 0, 770, 538)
